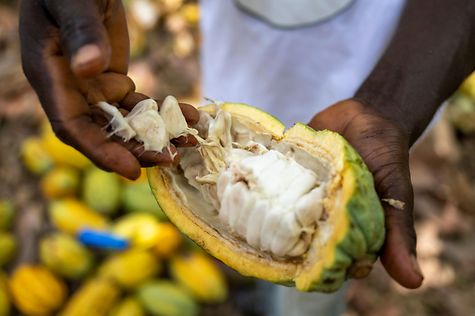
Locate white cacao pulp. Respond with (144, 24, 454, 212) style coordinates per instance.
(99, 97, 328, 258)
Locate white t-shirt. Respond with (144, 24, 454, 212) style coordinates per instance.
(200, 0, 407, 127)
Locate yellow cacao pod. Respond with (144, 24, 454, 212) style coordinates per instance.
(153, 223, 182, 258)
(40, 233, 94, 280)
(170, 252, 227, 303)
(41, 166, 80, 199)
(41, 122, 91, 169)
(60, 278, 119, 316)
(112, 213, 164, 249)
(49, 198, 108, 235)
(99, 249, 161, 289)
(20, 137, 54, 175)
(9, 265, 67, 316)
(109, 297, 144, 316)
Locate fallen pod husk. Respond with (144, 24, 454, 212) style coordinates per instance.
(99, 97, 385, 292)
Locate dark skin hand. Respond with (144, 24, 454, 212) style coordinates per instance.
(311, 0, 475, 289)
(309, 100, 421, 288)
(19, 0, 199, 180)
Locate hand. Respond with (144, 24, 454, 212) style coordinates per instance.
(19, 0, 198, 180)
(309, 99, 424, 289)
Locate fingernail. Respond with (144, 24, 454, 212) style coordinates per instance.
(410, 255, 424, 280)
(72, 44, 101, 70)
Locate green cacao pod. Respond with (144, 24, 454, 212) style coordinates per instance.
(138, 280, 198, 316)
(40, 233, 94, 280)
(122, 182, 166, 220)
(82, 168, 121, 215)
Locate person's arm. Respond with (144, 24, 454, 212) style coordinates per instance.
(19, 0, 198, 180)
(310, 0, 475, 289)
(356, 0, 475, 144)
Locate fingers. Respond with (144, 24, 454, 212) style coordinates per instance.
(118, 139, 179, 167)
(42, 0, 111, 77)
(51, 114, 142, 180)
(375, 161, 424, 289)
(362, 133, 424, 289)
(82, 73, 136, 104)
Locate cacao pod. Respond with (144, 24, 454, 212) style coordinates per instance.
(9, 265, 67, 316)
(112, 213, 161, 249)
(41, 166, 80, 199)
(40, 233, 94, 280)
(146, 100, 385, 292)
(49, 198, 108, 235)
(138, 280, 198, 316)
(122, 181, 166, 220)
(82, 168, 121, 215)
(152, 222, 182, 258)
(108, 297, 144, 316)
(59, 278, 119, 316)
(41, 122, 91, 169)
(170, 251, 227, 303)
(20, 137, 53, 175)
(99, 249, 161, 289)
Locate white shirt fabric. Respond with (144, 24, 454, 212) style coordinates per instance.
(200, 0, 407, 127)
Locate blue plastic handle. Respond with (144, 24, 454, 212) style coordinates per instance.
(77, 229, 129, 250)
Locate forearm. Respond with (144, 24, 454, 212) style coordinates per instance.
(355, 0, 475, 145)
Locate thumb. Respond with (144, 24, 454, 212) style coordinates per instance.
(42, 0, 111, 77)
(371, 146, 424, 289)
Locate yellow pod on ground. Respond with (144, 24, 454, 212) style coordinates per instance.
(49, 198, 108, 235)
(99, 249, 161, 289)
(9, 265, 67, 316)
(20, 136, 54, 175)
(112, 213, 161, 249)
(41, 166, 80, 199)
(153, 223, 182, 258)
(41, 122, 91, 169)
(40, 233, 94, 280)
(59, 278, 119, 316)
(108, 297, 144, 316)
(170, 251, 227, 303)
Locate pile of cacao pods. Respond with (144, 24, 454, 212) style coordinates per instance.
(125, 0, 200, 59)
(0, 120, 228, 316)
